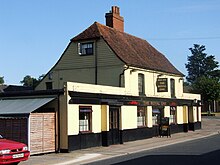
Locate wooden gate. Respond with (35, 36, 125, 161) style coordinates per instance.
(30, 113, 55, 155)
(0, 117, 28, 145)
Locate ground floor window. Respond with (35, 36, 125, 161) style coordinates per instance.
(137, 107, 146, 127)
(79, 106, 92, 132)
(152, 109, 160, 125)
(170, 106, 176, 124)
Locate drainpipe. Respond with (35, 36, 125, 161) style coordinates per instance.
(95, 41, 98, 85)
(119, 66, 129, 87)
(57, 93, 61, 153)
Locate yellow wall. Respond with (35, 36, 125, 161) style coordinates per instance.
(188, 106, 199, 123)
(121, 106, 137, 130)
(193, 106, 198, 122)
(59, 94, 68, 149)
(92, 105, 102, 133)
(198, 107, 201, 122)
(188, 106, 193, 123)
(67, 104, 79, 135)
(164, 106, 170, 117)
(146, 106, 152, 128)
(183, 106, 188, 124)
(101, 105, 108, 131)
(67, 104, 102, 135)
(176, 106, 183, 124)
(124, 67, 185, 98)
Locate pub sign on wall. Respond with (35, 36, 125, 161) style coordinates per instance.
(156, 78, 168, 92)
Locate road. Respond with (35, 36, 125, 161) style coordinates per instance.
(89, 134, 220, 165)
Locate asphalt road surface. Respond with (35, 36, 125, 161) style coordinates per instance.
(89, 134, 220, 165)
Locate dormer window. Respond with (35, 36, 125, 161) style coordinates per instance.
(78, 42, 93, 55)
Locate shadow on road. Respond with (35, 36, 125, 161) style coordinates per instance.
(114, 149, 220, 165)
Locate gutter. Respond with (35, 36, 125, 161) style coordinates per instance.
(119, 66, 129, 87)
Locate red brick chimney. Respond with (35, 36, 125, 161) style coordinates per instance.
(105, 6, 124, 32)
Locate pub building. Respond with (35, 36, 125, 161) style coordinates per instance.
(0, 6, 201, 153)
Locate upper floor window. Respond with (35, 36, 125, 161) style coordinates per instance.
(170, 79, 175, 98)
(78, 42, 93, 55)
(138, 73, 145, 95)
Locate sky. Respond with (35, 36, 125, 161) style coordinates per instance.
(1, 0, 220, 85)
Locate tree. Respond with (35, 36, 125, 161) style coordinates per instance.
(185, 44, 220, 112)
(185, 44, 219, 84)
(0, 76, 4, 84)
(192, 76, 220, 102)
(20, 74, 44, 89)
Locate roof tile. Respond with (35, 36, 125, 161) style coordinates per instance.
(72, 22, 184, 76)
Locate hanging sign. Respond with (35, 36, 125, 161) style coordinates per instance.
(156, 78, 168, 92)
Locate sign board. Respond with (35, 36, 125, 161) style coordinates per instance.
(156, 78, 168, 92)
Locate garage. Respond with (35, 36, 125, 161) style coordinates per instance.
(0, 117, 28, 145)
(0, 97, 57, 155)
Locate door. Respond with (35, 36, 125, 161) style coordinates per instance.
(109, 106, 120, 145)
(0, 117, 28, 145)
(30, 113, 55, 155)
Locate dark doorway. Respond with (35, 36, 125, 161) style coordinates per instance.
(109, 106, 120, 145)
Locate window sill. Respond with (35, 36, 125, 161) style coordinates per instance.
(79, 131, 93, 134)
(79, 53, 93, 56)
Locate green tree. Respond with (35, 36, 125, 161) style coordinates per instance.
(185, 44, 220, 112)
(0, 76, 4, 84)
(185, 44, 219, 83)
(20, 74, 44, 89)
(192, 76, 220, 102)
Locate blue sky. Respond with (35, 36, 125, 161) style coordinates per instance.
(1, 0, 220, 85)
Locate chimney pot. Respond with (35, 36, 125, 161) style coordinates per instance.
(105, 6, 124, 32)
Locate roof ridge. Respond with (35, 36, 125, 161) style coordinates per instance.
(71, 22, 184, 76)
(95, 21, 148, 43)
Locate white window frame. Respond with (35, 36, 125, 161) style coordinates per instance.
(78, 42, 93, 55)
(137, 107, 146, 127)
(79, 106, 92, 133)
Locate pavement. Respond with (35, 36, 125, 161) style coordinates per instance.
(20, 116, 220, 165)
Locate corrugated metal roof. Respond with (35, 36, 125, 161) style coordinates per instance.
(0, 97, 55, 115)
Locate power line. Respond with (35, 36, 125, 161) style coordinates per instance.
(147, 36, 220, 41)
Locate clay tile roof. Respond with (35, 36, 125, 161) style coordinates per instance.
(71, 22, 184, 76)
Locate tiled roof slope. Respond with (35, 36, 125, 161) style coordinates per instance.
(72, 22, 184, 76)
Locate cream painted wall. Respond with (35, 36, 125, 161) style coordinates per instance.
(67, 104, 102, 135)
(121, 106, 137, 130)
(188, 106, 200, 123)
(67, 104, 79, 135)
(193, 106, 198, 122)
(124, 70, 139, 96)
(198, 107, 201, 122)
(146, 106, 152, 128)
(123, 67, 185, 99)
(92, 105, 102, 133)
(176, 106, 184, 124)
(164, 106, 170, 118)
